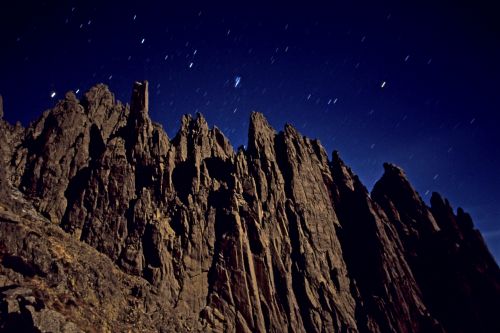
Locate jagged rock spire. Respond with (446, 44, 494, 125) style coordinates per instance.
(372, 162, 440, 233)
(248, 111, 276, 158)
(131, 80, 149, 115)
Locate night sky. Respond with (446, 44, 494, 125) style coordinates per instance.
(1, 1, 499, 260)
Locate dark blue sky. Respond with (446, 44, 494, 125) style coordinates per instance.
(1, 1, 499, 259)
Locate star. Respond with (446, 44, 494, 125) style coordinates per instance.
(234, 76, 241, 88)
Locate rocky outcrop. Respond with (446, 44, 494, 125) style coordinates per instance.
(14, 87, 128, 223)
(372, 165, 500, 333)
(0, 82, 498, 332)
(331, 153, 443, 333)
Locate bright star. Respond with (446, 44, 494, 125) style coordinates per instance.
(234, 76, 241, 88)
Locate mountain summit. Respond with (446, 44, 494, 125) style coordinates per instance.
(0, 82, 498, 332)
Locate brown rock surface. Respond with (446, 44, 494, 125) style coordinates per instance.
(372, 166, 500, 333)
(331, 153, 444, 333)
(0, 82, 498, 332)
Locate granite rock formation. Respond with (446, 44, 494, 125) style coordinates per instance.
(0, 81, 498, 333)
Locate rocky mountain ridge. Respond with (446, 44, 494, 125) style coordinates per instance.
(0, 81, 499, 332)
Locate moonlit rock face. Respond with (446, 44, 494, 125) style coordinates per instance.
(0, 82, 498, 333)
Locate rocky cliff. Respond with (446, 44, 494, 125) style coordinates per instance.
(0, 82, 498, 333)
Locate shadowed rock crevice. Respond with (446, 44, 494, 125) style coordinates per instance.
(172, 161, 198, 204)
(1, 255, 46, 278)
(89, 124, 105, 161)
(274, 132, 294, 199)
(204, 157, 235, 184)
